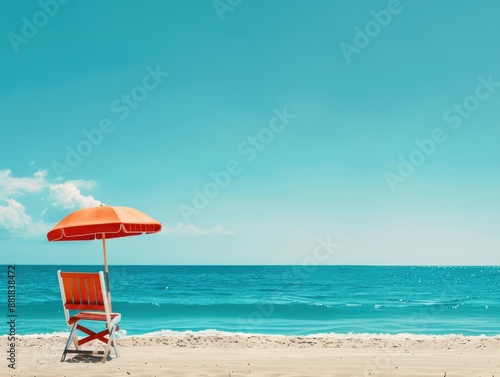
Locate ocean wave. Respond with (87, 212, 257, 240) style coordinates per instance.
(6, 329, 499, 339)
(14, 300, 499, 319)
(0, 331, 70, 338)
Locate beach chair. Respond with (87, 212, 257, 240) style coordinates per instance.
(57, 270, 121, 363)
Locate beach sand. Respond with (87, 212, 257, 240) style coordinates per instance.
(3, 334, 499, 377)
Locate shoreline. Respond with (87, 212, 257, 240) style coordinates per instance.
(3, 333, 499, 376)
(4, 330, 500, 339)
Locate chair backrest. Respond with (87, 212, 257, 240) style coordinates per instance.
(57, 271, 110, 323)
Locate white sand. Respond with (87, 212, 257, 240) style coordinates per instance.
(3, 334, 499, 376)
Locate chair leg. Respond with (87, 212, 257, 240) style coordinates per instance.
(111, 326, 120, 358)
(61, 323, 78, 362)
(101, 325, 119, 363)
(72, 329, 80, 350)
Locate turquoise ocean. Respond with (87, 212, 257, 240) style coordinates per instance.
(1, 265, 499, 337)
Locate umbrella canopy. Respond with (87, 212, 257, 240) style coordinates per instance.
(47, 205, 162, 309)
(47, 206, 161, 241)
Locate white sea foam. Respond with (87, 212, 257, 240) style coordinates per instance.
(3, 330, 499, 339)
(117, 329, 500, 340)
(0, 331, 70, 338)
(136, 329, 249, 338)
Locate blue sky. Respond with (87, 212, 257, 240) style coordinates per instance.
(1, 0, 499, 265)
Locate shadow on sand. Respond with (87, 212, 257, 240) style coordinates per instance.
(64, 354, 113, 363)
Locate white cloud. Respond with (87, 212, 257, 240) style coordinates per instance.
(0, 168, 102, 238)
(0, 169, 47, 199)
(49, 180, 102, 209)
(163, 223, 234, 236)
(0, 198, 50, 238)
(0, 199, 32, 229)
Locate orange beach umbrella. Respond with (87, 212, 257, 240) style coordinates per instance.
(47, 205, 162, 307)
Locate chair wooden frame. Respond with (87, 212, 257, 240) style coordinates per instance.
(57, 270, 121, 363)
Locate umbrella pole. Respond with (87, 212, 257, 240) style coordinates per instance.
(102, 233, 112, 311)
